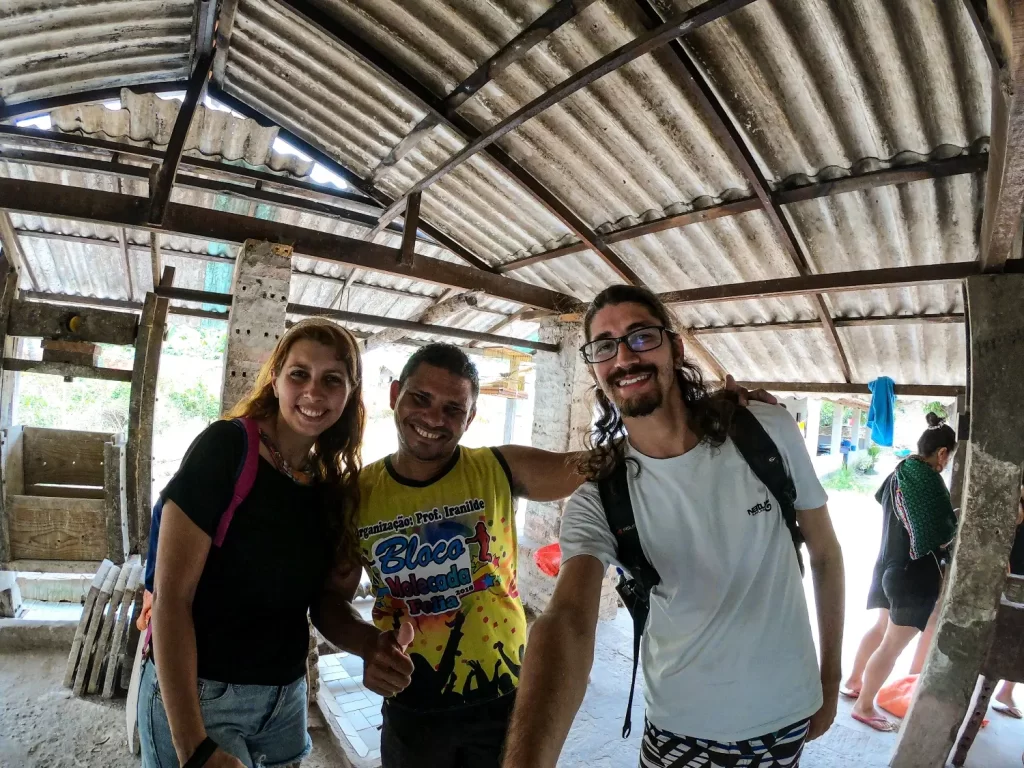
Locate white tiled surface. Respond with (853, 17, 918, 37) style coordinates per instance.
(318, 652, 383, 762)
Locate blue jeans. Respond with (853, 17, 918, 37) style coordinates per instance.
(138, 660, 312, 768)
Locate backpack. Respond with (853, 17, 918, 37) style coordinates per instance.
(141, 418, 261, 648)
(597, 406, 804, 738)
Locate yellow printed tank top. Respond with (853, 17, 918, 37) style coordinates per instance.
(356, 446, 527, 711)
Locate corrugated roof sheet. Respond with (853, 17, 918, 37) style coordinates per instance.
(0, 0, 194, 107)
(0, 0, 998, 385)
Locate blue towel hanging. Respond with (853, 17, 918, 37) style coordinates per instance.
(867, 376, 896, 447)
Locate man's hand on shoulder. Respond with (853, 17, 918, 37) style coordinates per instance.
(717, 374, 779, 406)
(495, 445, 586, 503)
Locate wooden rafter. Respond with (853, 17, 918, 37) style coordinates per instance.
(631, 0, 850, 381)
(366, 0, 601, 184)
(974, 0, 1024, 271)
(369, 0, 756, 229)
(737, 382, 965, 398)
(399, 192, 421, 268)
(276, 0, 641, 284)
(659, 262, 989, 306)
(21, 290, 227, 321)
(147, 53, 214, 225)
(363, 293, 478, 352)
(0, 176, 577, 312)
(205, 85, 495, 273)
(0, 82, 188, 122)
(0, 211, 39, 291)
(288, 303, 558, 353)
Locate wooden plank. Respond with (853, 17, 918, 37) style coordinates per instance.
(3, 358, 134, 382)
(398, 192, 421, 268)
(155, 286, 232, 306)
(9, 495, 106, 561)
(0, 83, 186, 122)
(63, 559, 113, 687)
(74, 563, 118, 696)
(659, 262, 983, 305)
(148, 52, 214, 225)
(288, 302, 559, 352)
(103, 563, 141, 698)
(41, 338, 99, 367)
(103, 441, 126, 565)
(23, 427, 109, 487)
(368, 0, 756, 226)
(735, 381, 966, 397)
(0, 262, 18, 566)
(125, 294, 168, 554)
(0, 177, 576, 312)
(0, 210, 40, 291)
(691, 313, 966, 335)
(27, 484, 105, 499)
(9, 298, 138, 345)
(88, 562, 129, 694)
(363, 293, 478, 352)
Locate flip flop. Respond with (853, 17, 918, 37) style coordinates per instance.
(852, 712, 900, 733)
(840, 687, 860, 700)
(993, 703, 1023, 719)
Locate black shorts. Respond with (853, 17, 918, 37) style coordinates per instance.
(380, 692, 515, 768)
(867, 555, 942, 632)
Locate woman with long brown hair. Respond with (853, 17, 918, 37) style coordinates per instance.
(138, 318, 365, 768)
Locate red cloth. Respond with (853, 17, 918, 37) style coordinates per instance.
(534, 542, 562, 578)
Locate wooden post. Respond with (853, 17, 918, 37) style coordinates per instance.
(73, 562, 117, 695)
(63, 559, 113, 687)
(220, 240, 292, 414)
(126, 293, 168, 555)
(103, 440, 126, 565)
(88, 563, 130, 694)
(950, 394, 969, 511)
(398, 191, 421, 267)
(0, 259, 18, 567)
(891, 274, 1024, 767)
(104, 563, 141, 698)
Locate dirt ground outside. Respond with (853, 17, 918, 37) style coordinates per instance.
(0, 651, 346, 768)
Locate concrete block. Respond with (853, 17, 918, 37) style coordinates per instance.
(0, 618, 77, 651)
(15, 572, 90, 603)
(0, 571, 22, 618)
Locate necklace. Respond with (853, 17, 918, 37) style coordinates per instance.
(258, 428, 315, 485)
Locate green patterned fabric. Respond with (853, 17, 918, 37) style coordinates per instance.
(889, 457, 957, 560)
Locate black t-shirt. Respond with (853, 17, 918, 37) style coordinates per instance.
(161, 420, 334, 686)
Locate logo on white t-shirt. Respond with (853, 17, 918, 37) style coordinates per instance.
(746, 492, 773, 517)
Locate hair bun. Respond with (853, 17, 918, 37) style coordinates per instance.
(926, 412, 945, 428)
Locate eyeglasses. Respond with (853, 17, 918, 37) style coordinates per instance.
(579, 325, 673, 364)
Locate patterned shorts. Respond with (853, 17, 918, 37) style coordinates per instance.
(639, 718, 810, 768)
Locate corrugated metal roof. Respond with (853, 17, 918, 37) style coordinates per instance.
(0, 0, 998, 385)
(0, 0, 194, 107)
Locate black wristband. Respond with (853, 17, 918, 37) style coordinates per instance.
(183, 737, 219, 768)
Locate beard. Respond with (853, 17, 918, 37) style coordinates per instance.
(605, 364, 664, 418)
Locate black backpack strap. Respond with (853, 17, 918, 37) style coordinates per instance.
(730, 407, 805, 574)
(598, 460, 660, 738)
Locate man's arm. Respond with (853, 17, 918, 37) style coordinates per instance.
(311, 563, 415, 696)
(798, 504, 845, 740)
(502, 555, 606, 768)
(495, 445, 586, 501)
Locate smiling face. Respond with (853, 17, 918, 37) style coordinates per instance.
(587, 301, 684, 419)
(390, 362, 476, 464)
(271, 338, 353, 439)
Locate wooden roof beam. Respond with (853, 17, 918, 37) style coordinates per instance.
(976, 0, 1024, 271)
(277, 0, 643, 284)
(0, 176, 577, 312)
(0, 82, 189, 123)
(368, 0, 755, 230)
(660, 262, 990, 305)
(147, 53, 214, 225)
(736, 382, 965, 398)
(691, 313, 966, 335)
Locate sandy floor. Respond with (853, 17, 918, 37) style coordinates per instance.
(0, 650, 345, 768)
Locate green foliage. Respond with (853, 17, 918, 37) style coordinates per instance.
(163, 325, 227, 360)
(923, 401, 948, 420)
(819, 401, 854, 428)
(167, 381, 221, 424)
(18, 393, 60, 427)
(853, 452, 877, 475)
(868, 444, 882, 459)
(822, 466, 875, 493)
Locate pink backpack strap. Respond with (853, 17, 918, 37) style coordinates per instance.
(212, 418, 261, 547)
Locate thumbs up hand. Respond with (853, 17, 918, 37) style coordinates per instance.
(360, 622, 415, 697)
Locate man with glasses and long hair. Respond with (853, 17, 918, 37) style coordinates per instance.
(502, 285, 845, 768)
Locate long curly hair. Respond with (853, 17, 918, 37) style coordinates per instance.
(227, 318, 365, 565)
(577, 285, 735, 481)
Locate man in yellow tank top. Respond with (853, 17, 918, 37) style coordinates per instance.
(327, 344, 584, 768)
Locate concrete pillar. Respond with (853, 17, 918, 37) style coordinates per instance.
(221, 240, 292, 414)
(804, 398, 822, 459)
(517, 320, 618, 618)
(891, 274, 1024, 768)
(829, 402, 844, 458)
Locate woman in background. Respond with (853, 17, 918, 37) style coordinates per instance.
(843, 413, 958, 732)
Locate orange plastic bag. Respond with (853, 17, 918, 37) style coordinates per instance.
(877, 675, 918, 718)
(534, 542, 562, 578)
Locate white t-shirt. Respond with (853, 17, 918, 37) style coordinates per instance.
(559, 402, 828, 742)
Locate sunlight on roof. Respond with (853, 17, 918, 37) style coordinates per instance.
(16, 115, 51, 130)
(272, 137, 348, 190)
(157, 91, 186, 102)
(102, 100, 122, 111)
(203, 95, 244, 118)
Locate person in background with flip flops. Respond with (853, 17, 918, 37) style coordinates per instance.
(988, 486, 1024, 720)
(845, 413, 958, 732)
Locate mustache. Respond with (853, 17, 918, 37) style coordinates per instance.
(607, 364, 658, 387)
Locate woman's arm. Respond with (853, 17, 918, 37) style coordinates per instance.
(151, 501, 243, 768)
